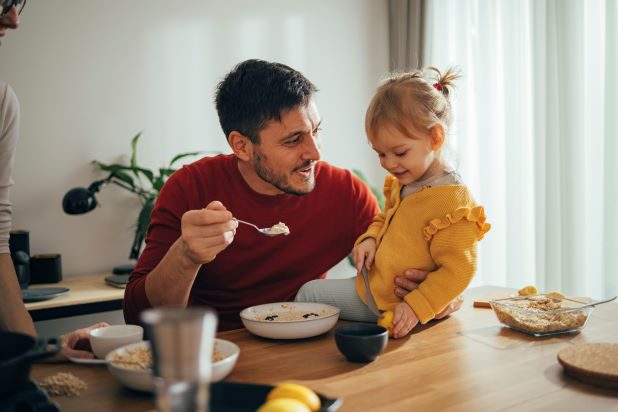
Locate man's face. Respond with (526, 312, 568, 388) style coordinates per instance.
(250, 99, 322, 195)
(0, 4, 20, 37)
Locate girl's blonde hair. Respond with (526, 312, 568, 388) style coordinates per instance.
(365, 67, 460, 141)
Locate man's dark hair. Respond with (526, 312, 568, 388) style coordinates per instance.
(215, 59, 318, 144)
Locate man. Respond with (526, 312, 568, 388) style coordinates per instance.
(1, 0, 107, 359)
(124, 59, 462, 330)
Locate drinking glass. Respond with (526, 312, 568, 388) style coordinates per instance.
(141, 306, 217, 412)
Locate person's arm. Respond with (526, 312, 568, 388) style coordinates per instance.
(403, 222, 481, 324)
(46, 322, 110, 361)
(0, 84, 32, 334)
(143, 201, 238, 307)
(394, 269, 464, 319)
(354, 175, 395, 246)
(0, 253, 36, 335)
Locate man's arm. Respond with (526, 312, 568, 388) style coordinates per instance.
(0, 253, 36, 335)
(143, 201, 238, 307)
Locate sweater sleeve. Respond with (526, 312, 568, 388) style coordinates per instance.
(355, 175, 394, 246)
(404, 215, 487, 324)
(0, 83, 19, 255)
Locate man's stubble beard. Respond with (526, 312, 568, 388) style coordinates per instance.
(253, 148, 315, 196)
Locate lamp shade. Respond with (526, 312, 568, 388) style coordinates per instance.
(62, 187, 98, 215)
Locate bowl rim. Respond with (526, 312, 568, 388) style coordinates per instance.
(335, 324, 388, 338)
(239, 302, 341, 324)
(105, 338, 240, 372)
(489, 296, 594, 315)
(90, 324, 144, 338)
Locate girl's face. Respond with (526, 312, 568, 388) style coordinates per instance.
(369, 122, 440, 186)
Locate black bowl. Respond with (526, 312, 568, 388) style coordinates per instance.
(334, 324, 388, 363)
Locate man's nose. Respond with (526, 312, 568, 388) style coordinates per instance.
(1, 6, 20, 29)
(303, 134, 321, 160)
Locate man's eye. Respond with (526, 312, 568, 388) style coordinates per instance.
(395, 151, 408, 157)
(377, 153, 385, 158)
(286, 137, 302, 145)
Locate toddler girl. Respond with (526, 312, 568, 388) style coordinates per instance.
(296, 67, 490, 338)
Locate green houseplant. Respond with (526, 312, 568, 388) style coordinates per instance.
(94, 132, 213, 259)
(352, 169, 385, 211)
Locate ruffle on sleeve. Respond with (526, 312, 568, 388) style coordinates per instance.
(423, 206, 491, 241)
(383, 175, 399, 207)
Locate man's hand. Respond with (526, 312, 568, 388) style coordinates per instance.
(394, 269, 464, 319)
(179, 201, 238, 266)
(435, 295, 464, 319)
(394, 268, 428, 298)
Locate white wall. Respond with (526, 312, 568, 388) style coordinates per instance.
(1, 0, 389, 278)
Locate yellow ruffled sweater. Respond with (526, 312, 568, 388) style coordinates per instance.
(355, 175, 491, 324)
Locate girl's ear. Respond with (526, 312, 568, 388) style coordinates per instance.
(430, 125, 445, 151)
(228, 131, 252, 161)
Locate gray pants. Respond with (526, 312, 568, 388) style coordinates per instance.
(294, 277, 378, 322)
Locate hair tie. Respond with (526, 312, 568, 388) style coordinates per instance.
(433, 82, 443, 92)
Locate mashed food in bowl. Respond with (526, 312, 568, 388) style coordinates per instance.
(491, 294, 590, 335)
(112, 344, 225, 371)
(258, 303, 337, 322)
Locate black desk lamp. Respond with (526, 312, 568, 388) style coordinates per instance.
(62, 172, 153, 286)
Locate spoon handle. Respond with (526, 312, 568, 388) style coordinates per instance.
(582, 295, 617, 308)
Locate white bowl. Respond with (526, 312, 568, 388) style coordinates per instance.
(89, 324, 143, 359)
(211, 339, 240, 382)
(106, 339, 240, 392)
(106, 341, 153, 392)
(240, 302, 340, 339)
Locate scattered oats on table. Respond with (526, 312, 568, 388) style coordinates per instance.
(39, 372, 88, 397)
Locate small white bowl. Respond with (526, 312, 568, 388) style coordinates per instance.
(211, 339, 240, 382)
(106, 338, 240, 392)
(240, 302, 340, 339)
(89, 324, 143, 359)
(106, 341, 154, 392)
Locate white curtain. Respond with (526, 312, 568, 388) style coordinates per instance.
(421, 0, 617, 298)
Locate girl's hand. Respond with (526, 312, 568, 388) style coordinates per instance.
(391, 302, 419, 338)
(352, 238, 377, 272)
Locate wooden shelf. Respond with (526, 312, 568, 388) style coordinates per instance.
(25, 273, 125, 320)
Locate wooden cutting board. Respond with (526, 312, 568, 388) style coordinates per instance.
(557, 343, 618, 389)
(472, 292, 513, 308)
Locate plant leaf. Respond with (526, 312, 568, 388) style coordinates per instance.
(168, 151, 207, 168)
(135, 168, 155, 185)
(113, 170, 136, 187)
(130, 131, 143, 170)
(352, 169, 385, 211)
(153, 174, 165, 192)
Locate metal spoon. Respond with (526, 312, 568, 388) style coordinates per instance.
(234, 218, 289, 237)
(361, 267, 384, 317)
(576, 295, 617, 309)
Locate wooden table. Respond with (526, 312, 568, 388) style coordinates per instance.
(31, 286, 618, 411)
(26, 273, 125, 321)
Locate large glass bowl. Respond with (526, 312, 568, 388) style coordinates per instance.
(489, 294, 593, 336)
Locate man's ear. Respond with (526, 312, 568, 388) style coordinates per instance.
(430, 124, 445, 151)
(228, 131, 252, 161)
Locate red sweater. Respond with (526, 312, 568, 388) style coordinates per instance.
(123, 154, 378, 330)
